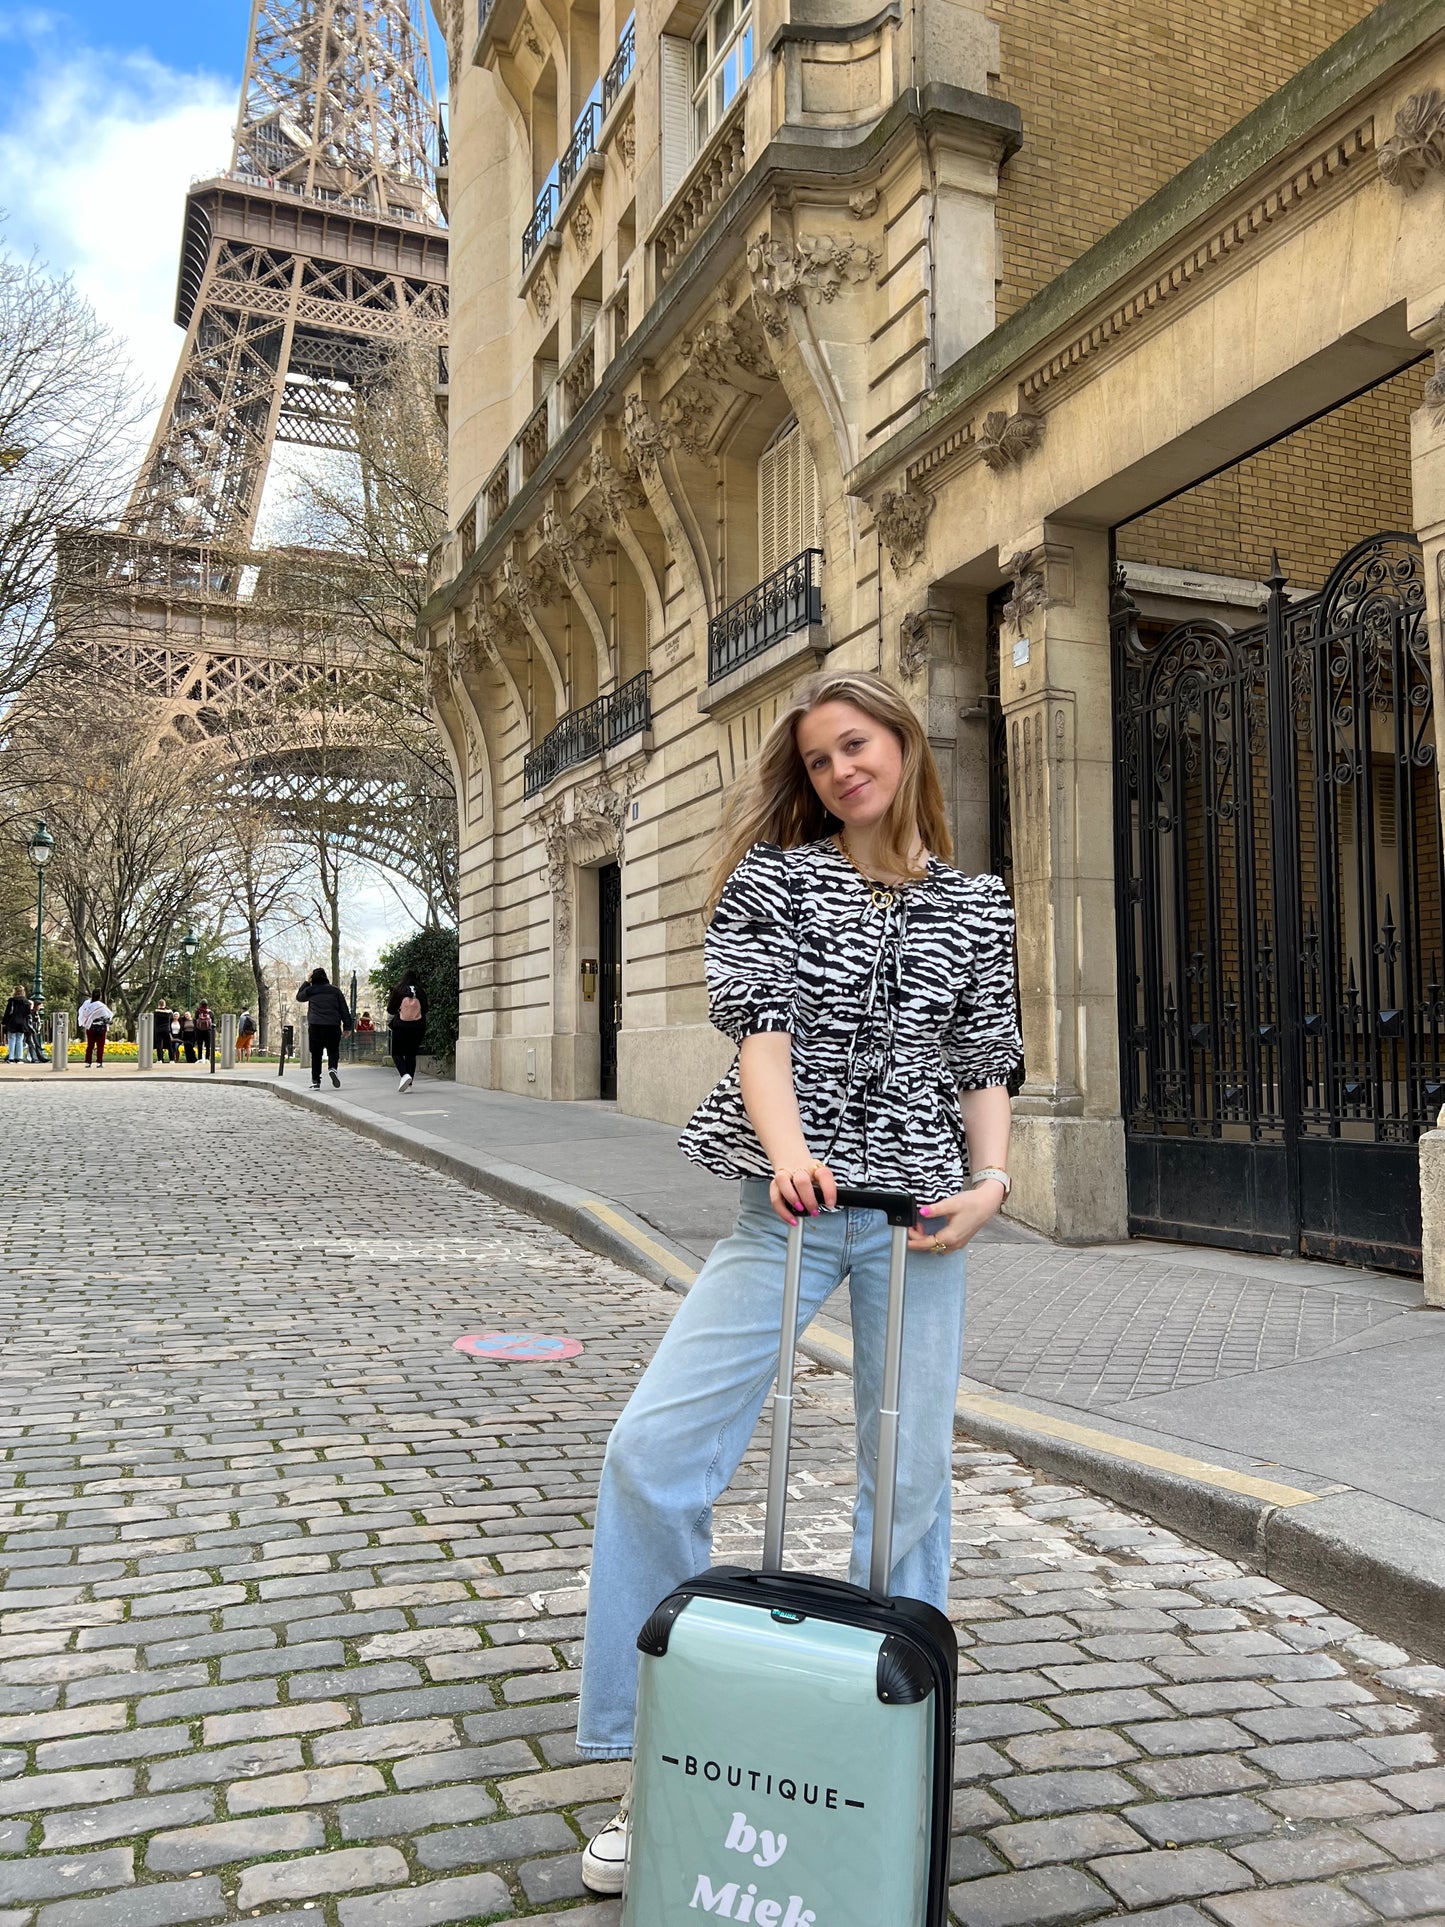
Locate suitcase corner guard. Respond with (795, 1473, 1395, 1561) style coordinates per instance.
(876, 1632, 933, 1705)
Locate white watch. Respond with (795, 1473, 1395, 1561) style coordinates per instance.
(970, 1167, 1012, 1199)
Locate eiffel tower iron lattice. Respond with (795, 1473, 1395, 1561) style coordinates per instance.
(122, 0, 449, 550)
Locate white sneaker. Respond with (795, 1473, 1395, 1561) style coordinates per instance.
(329, 1070, 341, 1088)
(581, 1796, 630, 1896)
(399, 1072, 413, 1092)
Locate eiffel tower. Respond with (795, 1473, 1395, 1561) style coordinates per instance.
(123, 0, 448, 548)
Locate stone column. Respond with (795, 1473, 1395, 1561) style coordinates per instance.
(50, 1013, 68, 1071)
(1408, 309, 1445, 1304)
(995, 521, 1127, 1241)
(138, 1018, 154, 1072)
(220, 1013, 237, 1070)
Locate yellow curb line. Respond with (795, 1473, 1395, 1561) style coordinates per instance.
(579, 1200, 699, 1285)
(585, 1200, 1321, 1513)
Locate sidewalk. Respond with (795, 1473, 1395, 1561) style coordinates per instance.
(22, 1055, 1445, 1663)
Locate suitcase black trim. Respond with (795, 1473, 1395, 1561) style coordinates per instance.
(638, 1564, 958, 1927)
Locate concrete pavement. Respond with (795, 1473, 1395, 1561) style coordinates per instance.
(5, 1079, 1445, 1927)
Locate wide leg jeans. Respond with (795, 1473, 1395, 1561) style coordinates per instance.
(575, 1179, 967, 1759)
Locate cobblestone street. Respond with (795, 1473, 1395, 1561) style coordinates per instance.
(2, 1082, 1444, 1927)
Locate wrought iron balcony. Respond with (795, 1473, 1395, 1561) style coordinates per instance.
(603, 20, 636, 116)
(523, 670, 652, 797)
(522, 181, 557, 268)
(707, 550, 823, 684)
(560, 103, 600, 195)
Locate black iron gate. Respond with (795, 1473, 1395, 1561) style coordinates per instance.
(1112, 532, 1445, 1274)
(598, 861, 621, 1102)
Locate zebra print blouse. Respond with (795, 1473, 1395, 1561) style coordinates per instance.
(677, 838, 1024, 1205)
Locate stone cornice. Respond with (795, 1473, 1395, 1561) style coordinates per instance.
(851, 0, 1445, 500)
(422, 82, 1023, 630)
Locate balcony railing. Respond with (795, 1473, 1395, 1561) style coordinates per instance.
(560, 103, 600, 195)
(523, 670, 652, 797)
(603, 20, 637, 116)
(522, 181, 557, 268)
(708, 550, 823, 683)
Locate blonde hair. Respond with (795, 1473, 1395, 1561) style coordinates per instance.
(705, 669, 953, 915)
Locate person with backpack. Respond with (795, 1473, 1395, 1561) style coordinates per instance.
(386, 979, 427, 1092)
(296, 968, 353, 1089)
(193, 1000, 215, 1063)
(77, 990, 114, 1067)
(237, 1010, 257, 1060)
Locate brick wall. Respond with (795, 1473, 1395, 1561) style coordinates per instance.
(989, 0, 1382, 320)
(1117, 363, 1429, 590)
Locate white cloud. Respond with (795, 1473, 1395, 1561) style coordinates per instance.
(0, 36, 235, 443)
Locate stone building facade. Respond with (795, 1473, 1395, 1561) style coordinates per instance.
(422, 0, 1445, 1281)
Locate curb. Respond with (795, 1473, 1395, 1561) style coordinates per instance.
(264, 1081, 1445, 1668)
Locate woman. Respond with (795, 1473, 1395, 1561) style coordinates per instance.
(179, 1010, 198, 1063)
(386, 979, 427, 1093)
(3, 987, 31, 1065)
(237, 1010, 257, 1060)
(575, 669, 1022, 1895)
(193, 1000, 214, 1063)
(296, 967, 353, 1089)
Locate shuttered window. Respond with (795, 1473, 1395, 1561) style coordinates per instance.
(758, 418, 821, 577)
(660, 34, 694, 203)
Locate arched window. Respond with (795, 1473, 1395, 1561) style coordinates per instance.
(758, 417, 820, 578)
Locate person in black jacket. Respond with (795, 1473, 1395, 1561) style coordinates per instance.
(386, 980, 428, 1093)
(296, 968, 353, 1089)
(4, 987, 32, 1064)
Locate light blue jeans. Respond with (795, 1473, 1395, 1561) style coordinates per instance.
(5, 1033, 23, 1063)
(575, 1179, 967, 1758)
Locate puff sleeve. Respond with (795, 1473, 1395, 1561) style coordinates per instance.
(943, 875, 1025, 1091)
(704, 842, 799, 1044)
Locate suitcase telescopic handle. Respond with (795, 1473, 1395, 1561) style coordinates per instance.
(762, 1189, 920, 1593)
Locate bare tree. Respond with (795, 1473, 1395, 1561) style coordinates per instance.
(0, 680, 223, 1022)
(268, 343, 458, 923)
(214, 789, 311, 1049)
(0, 238, 148, 701)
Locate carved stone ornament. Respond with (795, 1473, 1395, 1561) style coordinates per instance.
(1423, 312, 1445, 426)
(571, 201, 593, 252)
(898, 611, 930, 680)
(658, 382, 713, 457)
(521, 14, 544, 57)
(1002, 549, 1048, 635)
(874, 484, 935, 575)
(848, 186, 880, 221)
(589, 445, 646, 525)
(540, 781, 633, 955)
(682, 306, 770, 382)
(531, 271, 552, 320)
(617, 116, 636, 176)
(746, 232, 881, 338)
(622, 395, 675, 476)
(542, 505, 607, 573)
(539, 804, 573, 951)
(978, 406, 1045, 471)
(1378, 89, 1445, 191)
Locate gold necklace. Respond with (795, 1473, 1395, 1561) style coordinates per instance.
(834, 835, 904, 908)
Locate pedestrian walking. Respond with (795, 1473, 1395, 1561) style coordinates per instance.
(180, 1010, 198, 1063)
(77, 990, 114, 1067)
(386, 980, 427, 1092)
(3, 986, 31, 1065)
(194, 1000, 214, 1063)
(296, 968, 353, 1089)
(572, 669, 1023, 1895)
(237, 1010, 257, 1060)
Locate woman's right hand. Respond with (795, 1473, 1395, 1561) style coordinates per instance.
(770, 1158, 838, 1224)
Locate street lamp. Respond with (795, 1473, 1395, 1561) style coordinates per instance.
(181, 929, 199, 1014)
(26, 821, 53, 1003)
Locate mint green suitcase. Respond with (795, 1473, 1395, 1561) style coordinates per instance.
(622, 1188, 958, 1926)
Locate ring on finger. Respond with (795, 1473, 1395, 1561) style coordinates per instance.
(932, 1234, 946, 1254)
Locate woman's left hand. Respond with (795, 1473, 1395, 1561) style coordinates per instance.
(907, 1182, 1005, 1255)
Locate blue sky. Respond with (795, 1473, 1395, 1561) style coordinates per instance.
(0, 4, 251, 97)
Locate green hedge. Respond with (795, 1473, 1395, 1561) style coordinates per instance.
(373, 926, 458, 1063)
